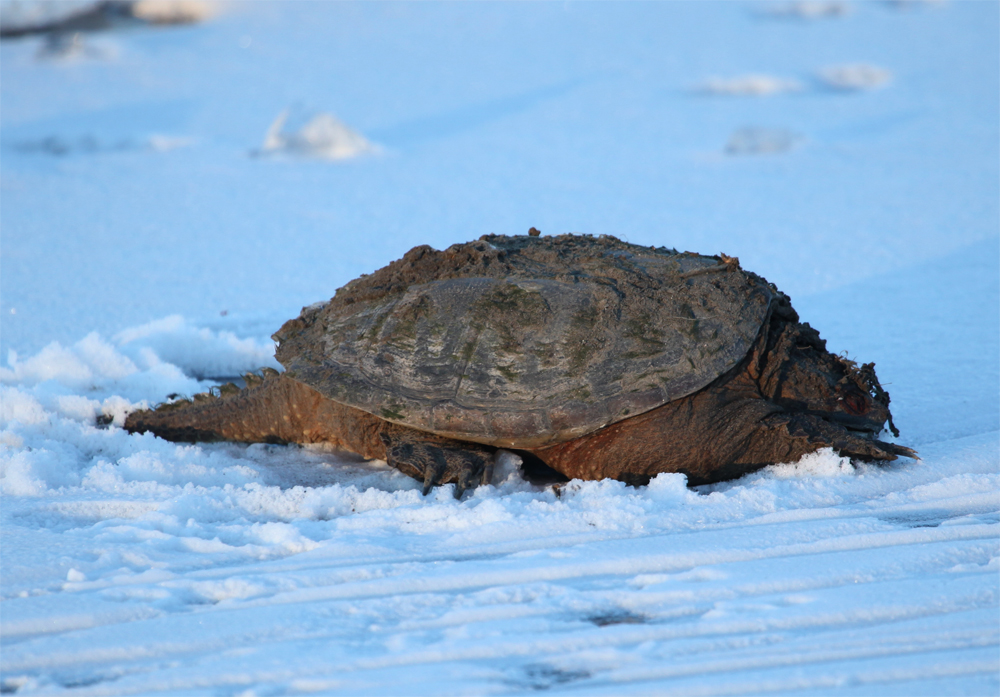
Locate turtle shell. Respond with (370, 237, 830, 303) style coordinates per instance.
(273, 234, 774, 448)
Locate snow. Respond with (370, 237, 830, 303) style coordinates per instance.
(258, 109, 381, 161)
(1, 1, 997, 695)
(756, 2, 853, 20)
(697, 75, 806, 96)
(817, 63, 893, 91)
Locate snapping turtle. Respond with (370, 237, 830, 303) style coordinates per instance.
(125, 232, 915, 494)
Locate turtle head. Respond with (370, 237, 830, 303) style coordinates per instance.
(822, 369, 895, 437)
(833, 360, 899, 438)
(759, 321, 899, 439)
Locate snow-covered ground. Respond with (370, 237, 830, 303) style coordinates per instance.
(1, 2, 997, 695)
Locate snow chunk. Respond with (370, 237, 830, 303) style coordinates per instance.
(115, 315, 278, 379)
(765, 448, 856, 479)
(884, 0, 948, 10)
(54, 394, 101, 422)
(147, 134, 195, 152)
(1, 333, 135, 389)
(1, 444, 82, 495)
(0, 386, 49, 427)
(645, 472, 691, 502)
(492, 449, 530, 490)
(725, 127, 802, 155)
(0, 329, 212, 414)
(818, 63, 893, 91)
(698, 75, 804, 96)
(757, 1, 851, 19)
(260, 109, 380, 161)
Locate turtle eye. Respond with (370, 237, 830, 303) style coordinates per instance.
(841, 391, 869, 416)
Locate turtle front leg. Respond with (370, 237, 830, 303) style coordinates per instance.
(748, 412, 918, 465)
(379, 430, 496, 498)
(531, 365, 916, 486)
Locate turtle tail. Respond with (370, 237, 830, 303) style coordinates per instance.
(124, 370, 387, 458)
(125, 369, 294, 444)
(125, 372, 502, 497)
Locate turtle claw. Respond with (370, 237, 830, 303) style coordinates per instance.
(455, 465, 481, 499)
(480, 455, 496, 487)
(875, 441, 919, 461)
(381, 430, 495, 497)
(840, 435, 917, 463)
(775, 414, 918, 465)
(423, 463, 445, 496)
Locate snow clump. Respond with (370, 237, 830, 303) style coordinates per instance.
(259, 109, 380, 161)
(725, 127, 802, 155)
(757, 1, 851, 19)
(818, 64, 893, 91)
(698, 74, 805, 96)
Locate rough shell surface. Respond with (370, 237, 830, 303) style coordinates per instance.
(273, 234, 774, 448)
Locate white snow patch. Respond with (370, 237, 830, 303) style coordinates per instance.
(0, 386, 49, 426)
(53, 394, 102, 422)
(698, 74, 805, 96)
(884, 0, 948, 9)
(115, 315, 279, 379)
(725, 127, 802, 155)
(147, 134, 196, 152)
(1, 441, 82, 495)
(757, 1, 852, 19)
(818, 63, 893, 91)
(766, 448, 856, 479)
(1, 333, 136, 389)
(259, 109, 380, 161)
(492, 449, 531, 490)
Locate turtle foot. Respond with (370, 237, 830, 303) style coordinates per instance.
(774, 413, 918, 464)
(872, 440, 919, 461)
(379, 432, 495, 498)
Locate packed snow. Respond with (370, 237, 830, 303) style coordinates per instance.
(1, 2, 997, 695)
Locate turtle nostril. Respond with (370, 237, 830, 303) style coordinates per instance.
(842, 391, 869, 415)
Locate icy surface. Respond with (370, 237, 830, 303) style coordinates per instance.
(1, 2, 997, 695)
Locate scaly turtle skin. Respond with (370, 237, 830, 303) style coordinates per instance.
(125, 233, 915, 495)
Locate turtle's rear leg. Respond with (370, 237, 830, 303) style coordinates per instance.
(379, 431, 495, 498)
